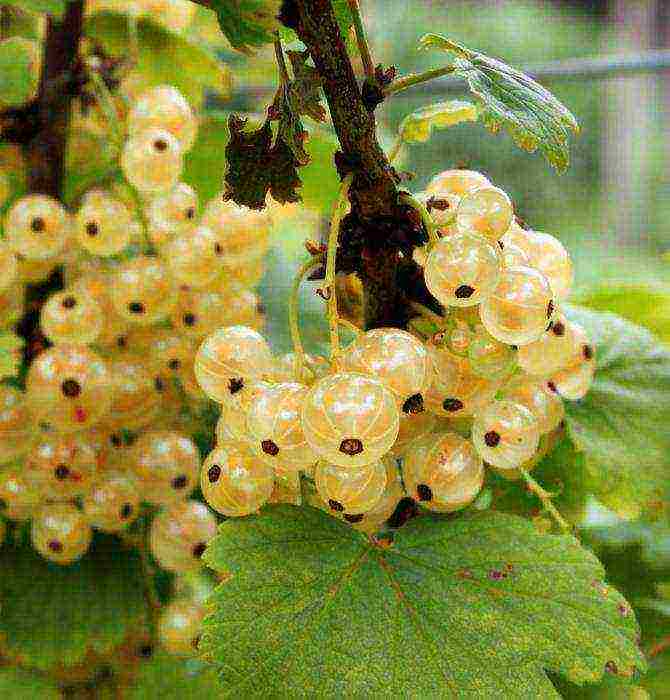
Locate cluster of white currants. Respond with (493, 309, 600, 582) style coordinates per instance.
(194, 167, 595, 527)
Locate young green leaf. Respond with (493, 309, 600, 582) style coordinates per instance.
(0, 534, 147, 671)
(202, 505, 643, 697)
(418, 33, 579, 171)
(563, 305, 670, 519)
(210, 0, 282, 53)
(399, 100, 478, 144)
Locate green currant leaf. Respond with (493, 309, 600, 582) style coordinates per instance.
(0, 669, 60, 699)
(126, 652, 220, 699)
(202, 505, 643, 697)
(417, 33, 579, 171)
(399, 100, 478, 144)
(0, 36, 39, 107)
(1, 0, 65, 16)
(563, 305, 670, 520)
(0, 534, 147, 671)
(210, 0, 282, 53)
(85, 12, 232, 106)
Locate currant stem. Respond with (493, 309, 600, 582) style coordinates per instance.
(519, 468, 571, 533)
(325, 174, 353, 361)
(289, 256, 325, 382)
(409, 301, 445, 327)
(347, 0, 375, 80)
(384, 65, 457, 97)
(399, 192, 440, 248)
(387, 135, 403, 164)
(86, 61, 124, 149)
(274, 33, 290, 85)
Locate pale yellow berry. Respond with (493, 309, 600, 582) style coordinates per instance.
(31, 503, 92, 565)
(5, 194, 69, 260)
(0, 386, 34, 463)
(503, 379, 565, 434)
(391, 409, 437, 457)
(215, 401, 251, 446)
(456, 186, 513, 242)
(163, 225, 221, 287)
(40, 289, 104, 345)
(106, 357, 161, 431)
(349, 460, 405, 533)
(83, 471, 140, 532)
(75, 189, 133, 256)
(467, 325, 516, 380)
(0, 467, 40, 520)
(517, 314, 578, 376)
(315, 459, 387, 515)
(425, 169, 490, 197)
(158, 600, 204, 656)
(121, 127, 184, 195)
(148, 181, 197, 234)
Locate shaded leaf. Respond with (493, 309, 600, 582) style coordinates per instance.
(126, 652, 221, 699)
(563, 305, 670, 519)
(0, 37, 39, 107)
(202, 505, 643, 697)
(211, 0, 281, 53)
(418, 33, 579, 171)
(0, 669, 60, 699)
(399, 100, 478, 143)
(2, 0, 65, 15)
(0, 534, 147, 671)
(285, 50, 326, 124)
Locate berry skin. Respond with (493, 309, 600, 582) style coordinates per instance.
(74, 189, 133, 256)
(404, 431, 484, 512)
(547, 324, 596, 400)
(467, 325, 516, 380)
(517, 313, 578, 376)
(503, 379, 565, 435)
(456, 186, 513, 243)
(83, 471, 140, 532)
(148, 181, 197, 237)
(31, 503, 92, 565)
(26, 433, 99, 499)
(149, 500, 217, 573)
(272, 352, 330, 383)
(148, 330, 197, 385)
(480, 265, 556, 345)
(215, 401, 251, 445)
(5, 194, 69, 260)
(71, 272, 130, 348)
(158, 600, 204, 656)
(315, 460, 387, 515)
(424, 232, 501, 307)
(121, 127, 184, 195)
(390, 409, 437, 458)
(499, 241, 530, 268)
(0, 240, 18, 293)
(349, 460, 406, 534)
(301, 372, 400, 469)
(471, 399, 541, 471)
(424, 346, 500, 418)
(128, 85, 198, 151)
(339, 328, 432, 412)
(246, 382, 318, 471)
(26, 345, 112, 432)
(194, 326, 273, 405)
(132, 431, 200, 505)
(106, 358, 161, 431)
(111, 256, 177, 325)
(40, 289, 103, 345)
(0, 467, 41, 520)
(201, 444, 274, 517)
(425, 169, 490, 198)
(0, 386, 35, 464)
(163, 225, 221, 287)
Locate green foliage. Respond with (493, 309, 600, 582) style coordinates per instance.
(85, 12, 232, 105)
(0, 331, 24, 380)
(0, 668, 60, 699)
(399, 99, 478, 144)
(1, 0, 65, 16)
(202, 505, 643, 697)
(563, 305, 670, 519)
(212, 0, 282, 53)
(126, 652, 221, 699)
(0, 36, 39, 107)
(0, 535, 147, 671)
(417, 33, 579, 172)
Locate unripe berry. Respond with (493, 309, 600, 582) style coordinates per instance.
(5, 194, 69, 260)
(32, 503, 92, 565)
(467, 326, 516, 380)
(121, 127, 184, 195)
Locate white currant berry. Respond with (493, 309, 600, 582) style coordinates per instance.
(31, 503, 92, 565)
(215, 401, 251, 445)
(349, 460, 405, 533)
(517, 313, 578, 376)
(201, 444, 274, 517)
(480, 265, 556, 345)
(404, 431, 484, 512)
(5, 194, 69, 260)
(472, 399, 541, 471)
(316, 459, 387, 515)
(424, 232, 501, 307)
(339, 328, 432, 413)
(456, 186, 513, 242)
(83, 471, 140, 532)
(467, 325, 516, 379)
(503, 379, 565, 435)
(425, 169, 490, 197)
(499, 241, 530, 268)
(75, 189, 133, 256)
(547, 325, 596, 400)
(0, 386, 35, 464)
(0, 467, 40, 520)
(163, 225, 222, 287)
(71, 272, 130, 348)
(106, 357, 161, 431)
(301, 372, 399, 469)
(121, 127, 184, 195)
(148, 181, 197, 233)
(158, 600, 204, 656)
(390, 409, 437, 457)
(40, 289, 103, 345)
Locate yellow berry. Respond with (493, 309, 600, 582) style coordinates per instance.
(31, 503, 92, 565)
(315, 459, 387, 515)
(83, 471, 140, 532)
(0, 386, 34, 463)
(121, 127, 184, 195)
(40, 289, 103, 345)
(5, 194, 69, 260)
(456, 186, 513, 243)
(74, 189, 133, 256)
(158, 600, 204, 656)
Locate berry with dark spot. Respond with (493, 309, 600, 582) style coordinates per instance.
(552, 322, 565, 336)
(183, 313, 196, 327)
(48, 540, 63, 552)
(442, 397, 464, 413)
(339, 438, 364, 456)
(416, 483, 432, 501)
(171, 474, 188, 490)
(229, 378, 244, 395)
(402, 393, 424, 415)
(120, 503, 133, 519)
(261, 440, 279, 456)
(192, 542, 206, 558)
(31, 217, 45, 232)
(583, 345, 593, 360)
(484, 431, 501, 447)
(455, 284, 475, 299)
(328, 499, 344, 512)
(128, 301, 144, 315)
(86, 222, 99, 237)
(208, 465, 221, 483)
(54, 464, 70, 480)
(62, 296, 76, 309)
(61, 379, 81, 398)
(344, 513, 364, 523)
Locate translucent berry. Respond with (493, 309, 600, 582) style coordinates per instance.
(0, 386, 35, 464)
(391, 409, 437, 457)
(148, 181, 197, 234)
(128, 85, 198, 151)
(246, 382, 318, 471)
(499, 241, 530, 268)
(480, 266, 555, 345)
(503, 379, 565, 434)
(71, 272, 130, 347)
(111, 256, 177, 325)
(194, 326, 273, 404)
(26, 345, 112, 432)
(163, 225, 221, 287)
(548, 325, 596, 400)
(121, 127, 184, 195)
(424, 232, 501, 307)
(472, 399, 541, 471)
(106, 358, 161, 431)
(132, 431, 200, 505)
(349, 460, 406, 534)
(425, 169, 490, 197)
(31, 503, 92, 565)
(301, 372, 399, 469)
(339, 328, 432, 413)
(201, 444, 274, 517)
(74, 189, 133, 256)
(40, 289, 103, 345)
(83, 471, 140, 532)
(404, 431, 484, 512)
(0, 467, 40, 520)
(158, 600, 204, 656)
(5, 194, 69, 260)
(273, 352, 330, 383)
(26, 433, 99, 498)
(517, 313, 579, 375)
(149, 500, 217, 573)
(148, 330, 197, 384)
(315, 460, 387, 515)
(0, 240, 18, 293)
(215, 401, 251, 445)
(467, 326, 516, 379)
(456, 186, 513, 242)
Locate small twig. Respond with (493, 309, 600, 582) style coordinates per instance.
(384, 66, 456, 97)
(274, 32, 290, 85)
(399, 192, 440, 248)
(347, 0, 374, 80)
(85, 61, 124, 148)
(387, 135, 403, 164)
(519, 468, 571, 533)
